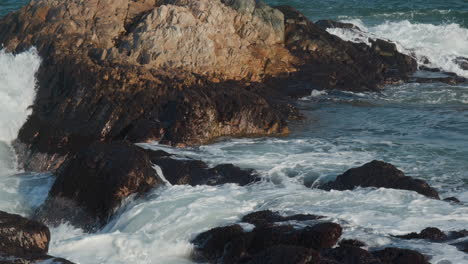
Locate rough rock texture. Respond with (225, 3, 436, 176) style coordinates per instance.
(245, 245, 320, 264)
(0, 211, 50, 257)
(0, 211, 75, 264)
(275, 7, 417, 92)
(191, 215, 342, 263)
(35, 141, 160, 230)
(241, 210, 324, 227)
(452, 240, 468, 253)
(191, 211, 431, 264)
(320, 160, 440, 199)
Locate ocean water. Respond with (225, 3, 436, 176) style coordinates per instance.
(1, 0, 468, 264)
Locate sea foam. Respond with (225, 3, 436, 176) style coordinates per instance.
(328, 20, 468, 78)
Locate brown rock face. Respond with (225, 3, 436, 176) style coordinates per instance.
(0, 211, 50, 257)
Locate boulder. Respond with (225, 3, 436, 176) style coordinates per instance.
(338, 239, 367, 248)
(395, 227, 448, 241)
(0, 211, 49, 257)
(454, 57, 468, 71)
(241, 210, 324, 227)
(372, 248, 430, 264)
(148, 152, 260, 186)
(36, 141, 162, 230)
(192, 217, 342, 263)
(320, 160, 440, 199)
(0, 211, 75, 263)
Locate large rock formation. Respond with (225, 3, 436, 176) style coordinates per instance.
(0, 0, 419, 173)
(320, 160, 440, 199)
(0, 211, 74, 263)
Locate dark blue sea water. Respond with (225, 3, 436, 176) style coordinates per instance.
(0, 1, 468, 263)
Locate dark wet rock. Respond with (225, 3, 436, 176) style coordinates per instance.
(370, 39, 418, 82)
(241, 210, 324, 227)
(0, 211, 75, 264)
(448, 230, 468, 240)
(244, 245, 320, 264)
(419, 65, 441, 72)
(0, 255, 75, 264)
(149, 153, 260, 186)
(315, 20, 361, 31)
(192, 224, 251, 263)
(372, 248, 430, 264)
(395, 227, 448, 242)
(35, 142, 259, 230)
(320, 160, 440, 199)
(0, 211, 50, 257)
(338, 239, 367, 248)
(36, 141, 162, 230)
(322, 246, 381, 264)
(192, 220, 342, 263)
(277, 6, 417, 91)
(451, 240, 468, 253)
(443, 197, 461, 203)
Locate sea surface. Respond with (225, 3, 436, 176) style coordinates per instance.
(1, 1, 468, 263)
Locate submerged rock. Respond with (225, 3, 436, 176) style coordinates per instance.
(241, 210, 324, 227)
(320, 160, 440, 199)
(395, 227, 448, 242)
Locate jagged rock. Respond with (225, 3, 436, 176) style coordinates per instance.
(395, 227, 448, 241)
(276, 6, 417, 91)
(315, 20, 361, 31)
(0, 211, 50, 257)
(245, 245, 320, 264)
(370, 39, 418, 81)
(241, 210, 324, 227)
(0, 211, 74, 264)
(320, 160, 440, 199)
(372, 248, 430, 264)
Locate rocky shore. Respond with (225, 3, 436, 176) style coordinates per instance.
(0, 0, 466, 263)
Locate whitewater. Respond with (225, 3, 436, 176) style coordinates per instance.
(1, 1, 468, 264)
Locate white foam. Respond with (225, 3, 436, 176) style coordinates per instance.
(328, 19, 468, 78)
(0, 48, 41, 144)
